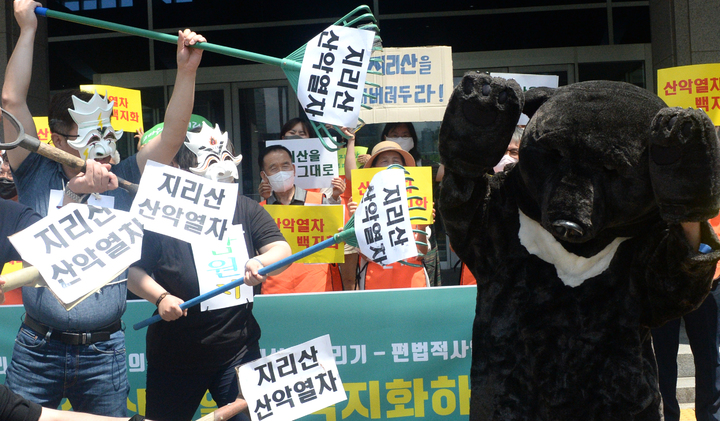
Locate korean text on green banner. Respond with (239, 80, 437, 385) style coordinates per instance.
(0, 286, 476, 419)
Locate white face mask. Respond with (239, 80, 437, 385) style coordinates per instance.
(266, 170, 295, 193)
(387, 137, 414, 151)
(493, 154, 518, 174)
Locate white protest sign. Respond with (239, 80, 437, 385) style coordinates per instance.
(360, 46, 454, 123)
(355, 168, 417, 266)
(130, 161, 238, 244)
(490, 72, 559, 125)
(192, 224, 253, 312)
(238, 334, 345, 421)
(297, 25, 375, 128)
(265, 138, 338, 190)
(9, 204, 143, 305)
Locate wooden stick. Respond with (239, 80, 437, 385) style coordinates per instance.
(0, 266, 43, 292)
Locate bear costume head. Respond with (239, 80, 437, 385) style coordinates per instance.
(439, 72, 720, 420)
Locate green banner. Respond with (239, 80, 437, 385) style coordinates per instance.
(0, 286, 476, 419)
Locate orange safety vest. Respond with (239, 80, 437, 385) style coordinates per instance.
(364, 256, 427, 290)
(459, 263, 477, 285)
(711, 215, 720, 280)
(260, 190, 341, 294)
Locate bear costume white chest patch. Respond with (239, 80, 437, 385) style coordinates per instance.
(518, 210, 629, 287)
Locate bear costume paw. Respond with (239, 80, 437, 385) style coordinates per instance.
(649, 107, 720, 223)
(439, 72, 523, 178)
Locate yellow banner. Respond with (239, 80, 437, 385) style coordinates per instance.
(32, 117, 52, 144)
(263, 204, 345, 263)
(657, 64, 720, 125)
(337, 146, 368, 176)
(80, 85, 144, 132)
(351, 166, 434, 224)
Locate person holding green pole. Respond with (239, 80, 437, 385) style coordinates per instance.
(1, 0, 206, 416)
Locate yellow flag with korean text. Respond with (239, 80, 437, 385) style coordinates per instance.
(351, 166, 434, 224)
(263, 204, 345, 263)
(80, 85, 143, 132)
(657, 64, 720, 125)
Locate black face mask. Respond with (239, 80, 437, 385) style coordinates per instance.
(0, 177, 17, 199)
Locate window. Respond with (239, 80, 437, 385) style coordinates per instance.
(61, 0, 132, 10)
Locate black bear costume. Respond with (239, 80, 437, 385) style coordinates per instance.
(439, 73, 720, 420)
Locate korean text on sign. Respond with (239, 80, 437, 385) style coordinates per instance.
(297, 25, 376, 128)
(130, 160, 238, 244)
(263, 204, 344, 264)
(658, 63, 720, 126)
(9, 204, 143, 305)
(354, 168, 417, 266)
(352, 166, 434, 224)
(80, 84, 144, 132)
(192, 224, 253, 312)
(265, 138, 339, 191)
(238, 334, 346, 421)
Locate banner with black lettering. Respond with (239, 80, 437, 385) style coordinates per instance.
(130, 161, 238, 243)
(9, 204, 143, 306)
(354, 168, 417, 265)
(297, 25, 375, 128)
(237, 334, 345, 421)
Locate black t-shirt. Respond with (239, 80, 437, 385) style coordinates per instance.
(133, 195, 286, 373)
(0, 385, 42, 421)
(1, 199, 41, 265)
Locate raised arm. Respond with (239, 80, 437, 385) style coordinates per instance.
(1, 0, 42, 170)
(342, 127, 358, 184)
(136, 29, 205, 172)
(439, 73, 522, 256)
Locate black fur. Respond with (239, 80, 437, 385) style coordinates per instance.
(439, 72, 720, 420)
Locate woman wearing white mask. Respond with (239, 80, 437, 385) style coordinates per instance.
(380, 122, 422, 165)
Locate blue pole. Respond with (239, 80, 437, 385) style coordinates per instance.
(132, 236, 339, 330)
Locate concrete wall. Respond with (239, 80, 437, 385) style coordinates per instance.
(651, 0, 720, 71)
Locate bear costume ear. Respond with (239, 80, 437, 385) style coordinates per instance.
(523, 87, 556, 120)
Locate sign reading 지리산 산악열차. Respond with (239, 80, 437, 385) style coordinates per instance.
(130, 160, 238, 244)
(354, 167, 417, 266)
(9, 204, 143, 307)
(297, 25, 375, 128)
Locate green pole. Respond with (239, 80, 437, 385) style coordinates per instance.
(35, 7, 301, 72)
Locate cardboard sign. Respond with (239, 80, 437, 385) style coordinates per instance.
(9, 204, 143, 306)
(32, 117, 52, 144)
(265, 138, 339, 190)
(80, 84, 144, 132)
(490, 72, 559, 125)
(657, 64, 720, 125)
(351, 166, 433, 224)
(192, 224, 253, 312)
(237, 334, 346, 421)
(297, 26, 375, 128)
(337, 146, 368, 176)
(263, 205, 344, 264)
(354, 168, 417, 266)
(360, 46, 454, 124)
(130, 161, 238, 243)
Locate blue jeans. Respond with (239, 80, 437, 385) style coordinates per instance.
(5, 324, 129, 417)
(652, 287, 720, 421)
(145, 347, 260, 421)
